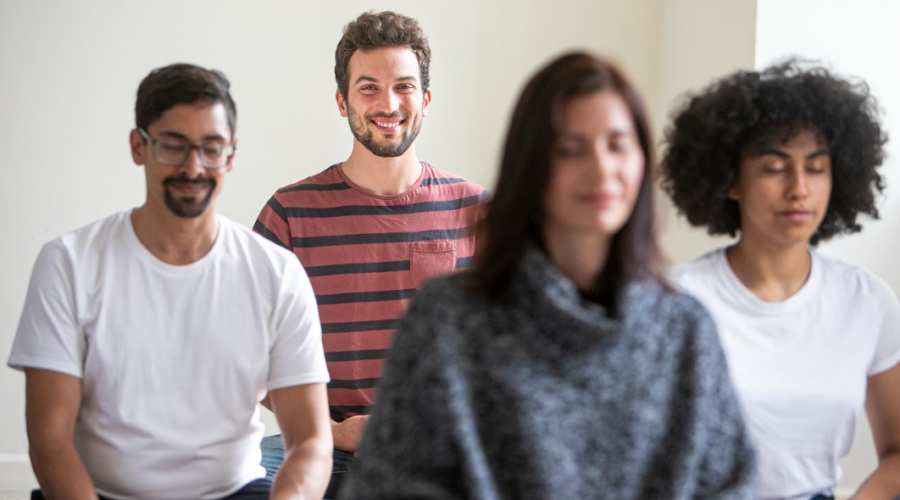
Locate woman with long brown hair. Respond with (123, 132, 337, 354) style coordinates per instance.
(340, 52, 755, 500)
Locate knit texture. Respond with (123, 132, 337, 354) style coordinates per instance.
(340, 248, 756, 500)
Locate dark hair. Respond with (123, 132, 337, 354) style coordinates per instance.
(135, 63, 237, 136)
(473, 52, 663, 301)
(335, 11, 431, 100)
(661, 59, 887, 245)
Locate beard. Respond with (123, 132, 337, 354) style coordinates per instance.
(162, 175, 216, 218)
(347, 107, 422, 158)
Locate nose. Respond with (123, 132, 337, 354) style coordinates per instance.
(586, 145, 614, 182)
(787, 168, 810, 199)
(180, 148, 206, 177)
(378, 89, 401, 114)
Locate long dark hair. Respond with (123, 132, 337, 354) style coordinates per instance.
(473, 52, 663, 300)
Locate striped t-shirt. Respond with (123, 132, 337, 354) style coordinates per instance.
(254, 163, 486, 421)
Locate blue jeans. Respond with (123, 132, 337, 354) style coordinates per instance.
(261, 434, 353, 500)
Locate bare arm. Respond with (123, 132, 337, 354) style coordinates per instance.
(332, 415, 369, 453)
(262, 386, 367, 453)
(851, 362, 900, 500)
(268, 383, 332, 500)
(263, 393, 365, 453)
(25, 368, 97, 500)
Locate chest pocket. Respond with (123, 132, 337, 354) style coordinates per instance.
(409, 241, 457, 290)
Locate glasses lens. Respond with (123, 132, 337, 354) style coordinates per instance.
(155, 140, 190, 165)
(200, 144, 228, 167)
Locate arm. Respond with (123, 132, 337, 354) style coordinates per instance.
(25, 368, 97, 500)
(850, 362, 900, 500)
(331, 416, 369, 453)
(262, 393, 367, 452)
(268, 383, 333, 500)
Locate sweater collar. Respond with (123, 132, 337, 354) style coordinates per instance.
(517, 245, 619, 329)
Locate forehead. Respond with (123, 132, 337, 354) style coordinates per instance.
(558, 91, 634, 134)
(348, 46, 421, 83)
(744, 127, 828, 156)
(147, 101, 232, 140)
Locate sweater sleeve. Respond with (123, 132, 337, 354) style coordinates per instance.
(691, 305, 757, 500)
(338, 281, 469, 500)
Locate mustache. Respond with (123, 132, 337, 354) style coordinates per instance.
(365, 111, 408, 120)
(163, 176, 216, 189)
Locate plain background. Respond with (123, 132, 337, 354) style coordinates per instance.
(0, 0, 895, 496)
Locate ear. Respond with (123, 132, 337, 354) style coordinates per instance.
(422, 88, 432, 117)
(727, 185, 740, 201)
(336, 89, 349, 118)
(224, 136, 238, 173)
(130, 129, 146, 166)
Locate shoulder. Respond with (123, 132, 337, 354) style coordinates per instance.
(668, 247, 726, 291)
(268, 165, 347, 200)
(219, 216, 304, 272)
(623, 281, 729, 370)
(50, 210, 132, 263)
(815, 251, 897, 300)
(625, 279, 714, 327)
(421, 163, 487, 197)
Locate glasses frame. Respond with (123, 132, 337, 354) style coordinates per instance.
(138, 128, 236, 169)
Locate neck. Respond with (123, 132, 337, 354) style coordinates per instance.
(340, 141, 422, 196)
(726, 236, 811, 302)
(131, 203, 219, 266)
(542, 225, 611, 292)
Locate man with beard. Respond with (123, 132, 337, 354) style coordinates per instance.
(254, 11, 486, 498)
(8, 64, 333, 500)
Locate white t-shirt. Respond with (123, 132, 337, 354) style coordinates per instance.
(670, 248, 900, 500)
(8, 210, 330, 500)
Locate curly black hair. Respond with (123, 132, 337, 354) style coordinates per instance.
(661, 59, 887, 245)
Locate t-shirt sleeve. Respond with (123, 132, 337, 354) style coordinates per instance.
(253, 192, 294, 251)
(7, 241, 85, 378)
(267, 257, 329, 390)
(868, 281, 900, 376)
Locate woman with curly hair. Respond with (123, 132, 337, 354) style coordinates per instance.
(664, 60, 900, 500)
(339, 52, 756, 499)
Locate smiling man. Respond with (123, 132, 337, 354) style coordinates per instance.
(253, 11, 486, 498)
(8, 64, 332, 500)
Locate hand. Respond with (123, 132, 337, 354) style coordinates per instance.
(332, 415, 369, 453)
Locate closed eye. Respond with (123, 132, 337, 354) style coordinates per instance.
(160, 142, 189, 153)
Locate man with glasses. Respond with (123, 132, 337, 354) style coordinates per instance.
(254, 11, 486, 498)
(8, 63, 332, 500)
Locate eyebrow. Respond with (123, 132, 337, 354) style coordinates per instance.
(753, 148, 829, 159)
(557, 129, 634, 140)
(158, 131, 229, 142)
(353, 75, 418, 86)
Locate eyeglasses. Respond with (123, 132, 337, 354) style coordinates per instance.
(138, 128, 236, 168)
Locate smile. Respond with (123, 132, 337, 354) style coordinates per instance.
(371, 119, 405, 131)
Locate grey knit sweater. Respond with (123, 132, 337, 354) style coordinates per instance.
(340, 249, 756, 500)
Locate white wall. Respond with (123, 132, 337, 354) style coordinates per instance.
(755, 0, 900, 495)
(656, 0, 758, 264)
(0, 0, 662, 466)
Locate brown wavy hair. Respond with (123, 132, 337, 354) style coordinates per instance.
(335, 11, 431, 100)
